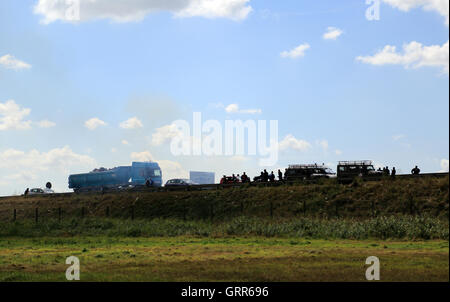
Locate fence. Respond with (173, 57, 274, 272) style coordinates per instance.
(2, 197, 429, 224)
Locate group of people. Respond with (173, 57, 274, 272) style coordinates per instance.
(377, 165, 421, 177)
(257, 169, 284, 182)
(220, 169, 285, 184)
(377, 166, 397, 176)
(220, 172, 251, 184)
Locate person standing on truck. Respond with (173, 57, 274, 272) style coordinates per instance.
(278, 169, 283, 181)
(263, 169, 269, 182)
(411, 166, 421, 175)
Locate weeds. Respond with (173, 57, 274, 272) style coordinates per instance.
(0, 216, 447, 240)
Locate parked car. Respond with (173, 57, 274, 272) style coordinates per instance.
(165, 179, 197, 187)
(28, 188, 45, 195)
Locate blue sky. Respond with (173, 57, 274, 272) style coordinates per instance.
(0, 0, 448, 195)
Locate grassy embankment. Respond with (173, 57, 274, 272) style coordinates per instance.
(0, 176, 448, 220)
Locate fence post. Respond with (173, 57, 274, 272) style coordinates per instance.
(183, 204, 187, 221)
(81, 207, 85, 218)
(35, 208, 38, 224)
(270, 202, 273, 218)
(106, 206, 110, 217)
(13, 209, 16, 222)
(240, 201, 244, 214)
(335, 202, 339, 217)
(371, 200, 375, 218)
(303, 200, 306, 215)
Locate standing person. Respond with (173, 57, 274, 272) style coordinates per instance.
(411, 166, 421, 175)
(391, 167, 396, 178)
(385, 166, 390, 176)
(24, 188, 29, 196)
(269, 171, 275, 182)
(278, 169, 283, 181)
(263, 169, 269, 182)
(241, 172, 248, 183)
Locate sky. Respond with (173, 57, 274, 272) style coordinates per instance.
(0, 0, 448, 195)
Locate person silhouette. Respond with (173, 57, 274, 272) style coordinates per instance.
(411, 166, 421, 175)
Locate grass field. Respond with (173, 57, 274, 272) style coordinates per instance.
(0, 236, 448, 282)
(0, 178, 447, 282)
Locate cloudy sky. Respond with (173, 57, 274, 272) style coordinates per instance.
(0, 0, 448, 195)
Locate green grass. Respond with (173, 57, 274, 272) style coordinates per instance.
(0, 236, 447, 282)
(0, 216, 448, 240)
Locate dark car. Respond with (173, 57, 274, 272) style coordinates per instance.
(284, 164, 336, 181)
(337, 160, 382, 182)
(165, 179, 197, 187)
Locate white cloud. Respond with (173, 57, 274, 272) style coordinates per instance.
(392, 134, 406, 141)
(323, 27, 343, 40)
(357, 40, 449, 74)
(152, 124, 183, 146)
(122, 140, 130, 145)
(0, 146, 96, 173)
(111, 148, 117, 153)
(84, 117, 107, 130)
(131, 151, 154, 162)
(0, 54, 31, 70)
(0, 100, 32, 130)
(280, 43, 310, 59)
(34, 0, 252, 24)
(120, 117, 143, 129)
(225, 103, 262, 114)
(278, 134, 312, 152)
(175, 0, 252, 20)
(382, 0, 449, 25)
(37, 119, 56, 128)
(335, 149, 343, 155)
(440, 158, 449, 172)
